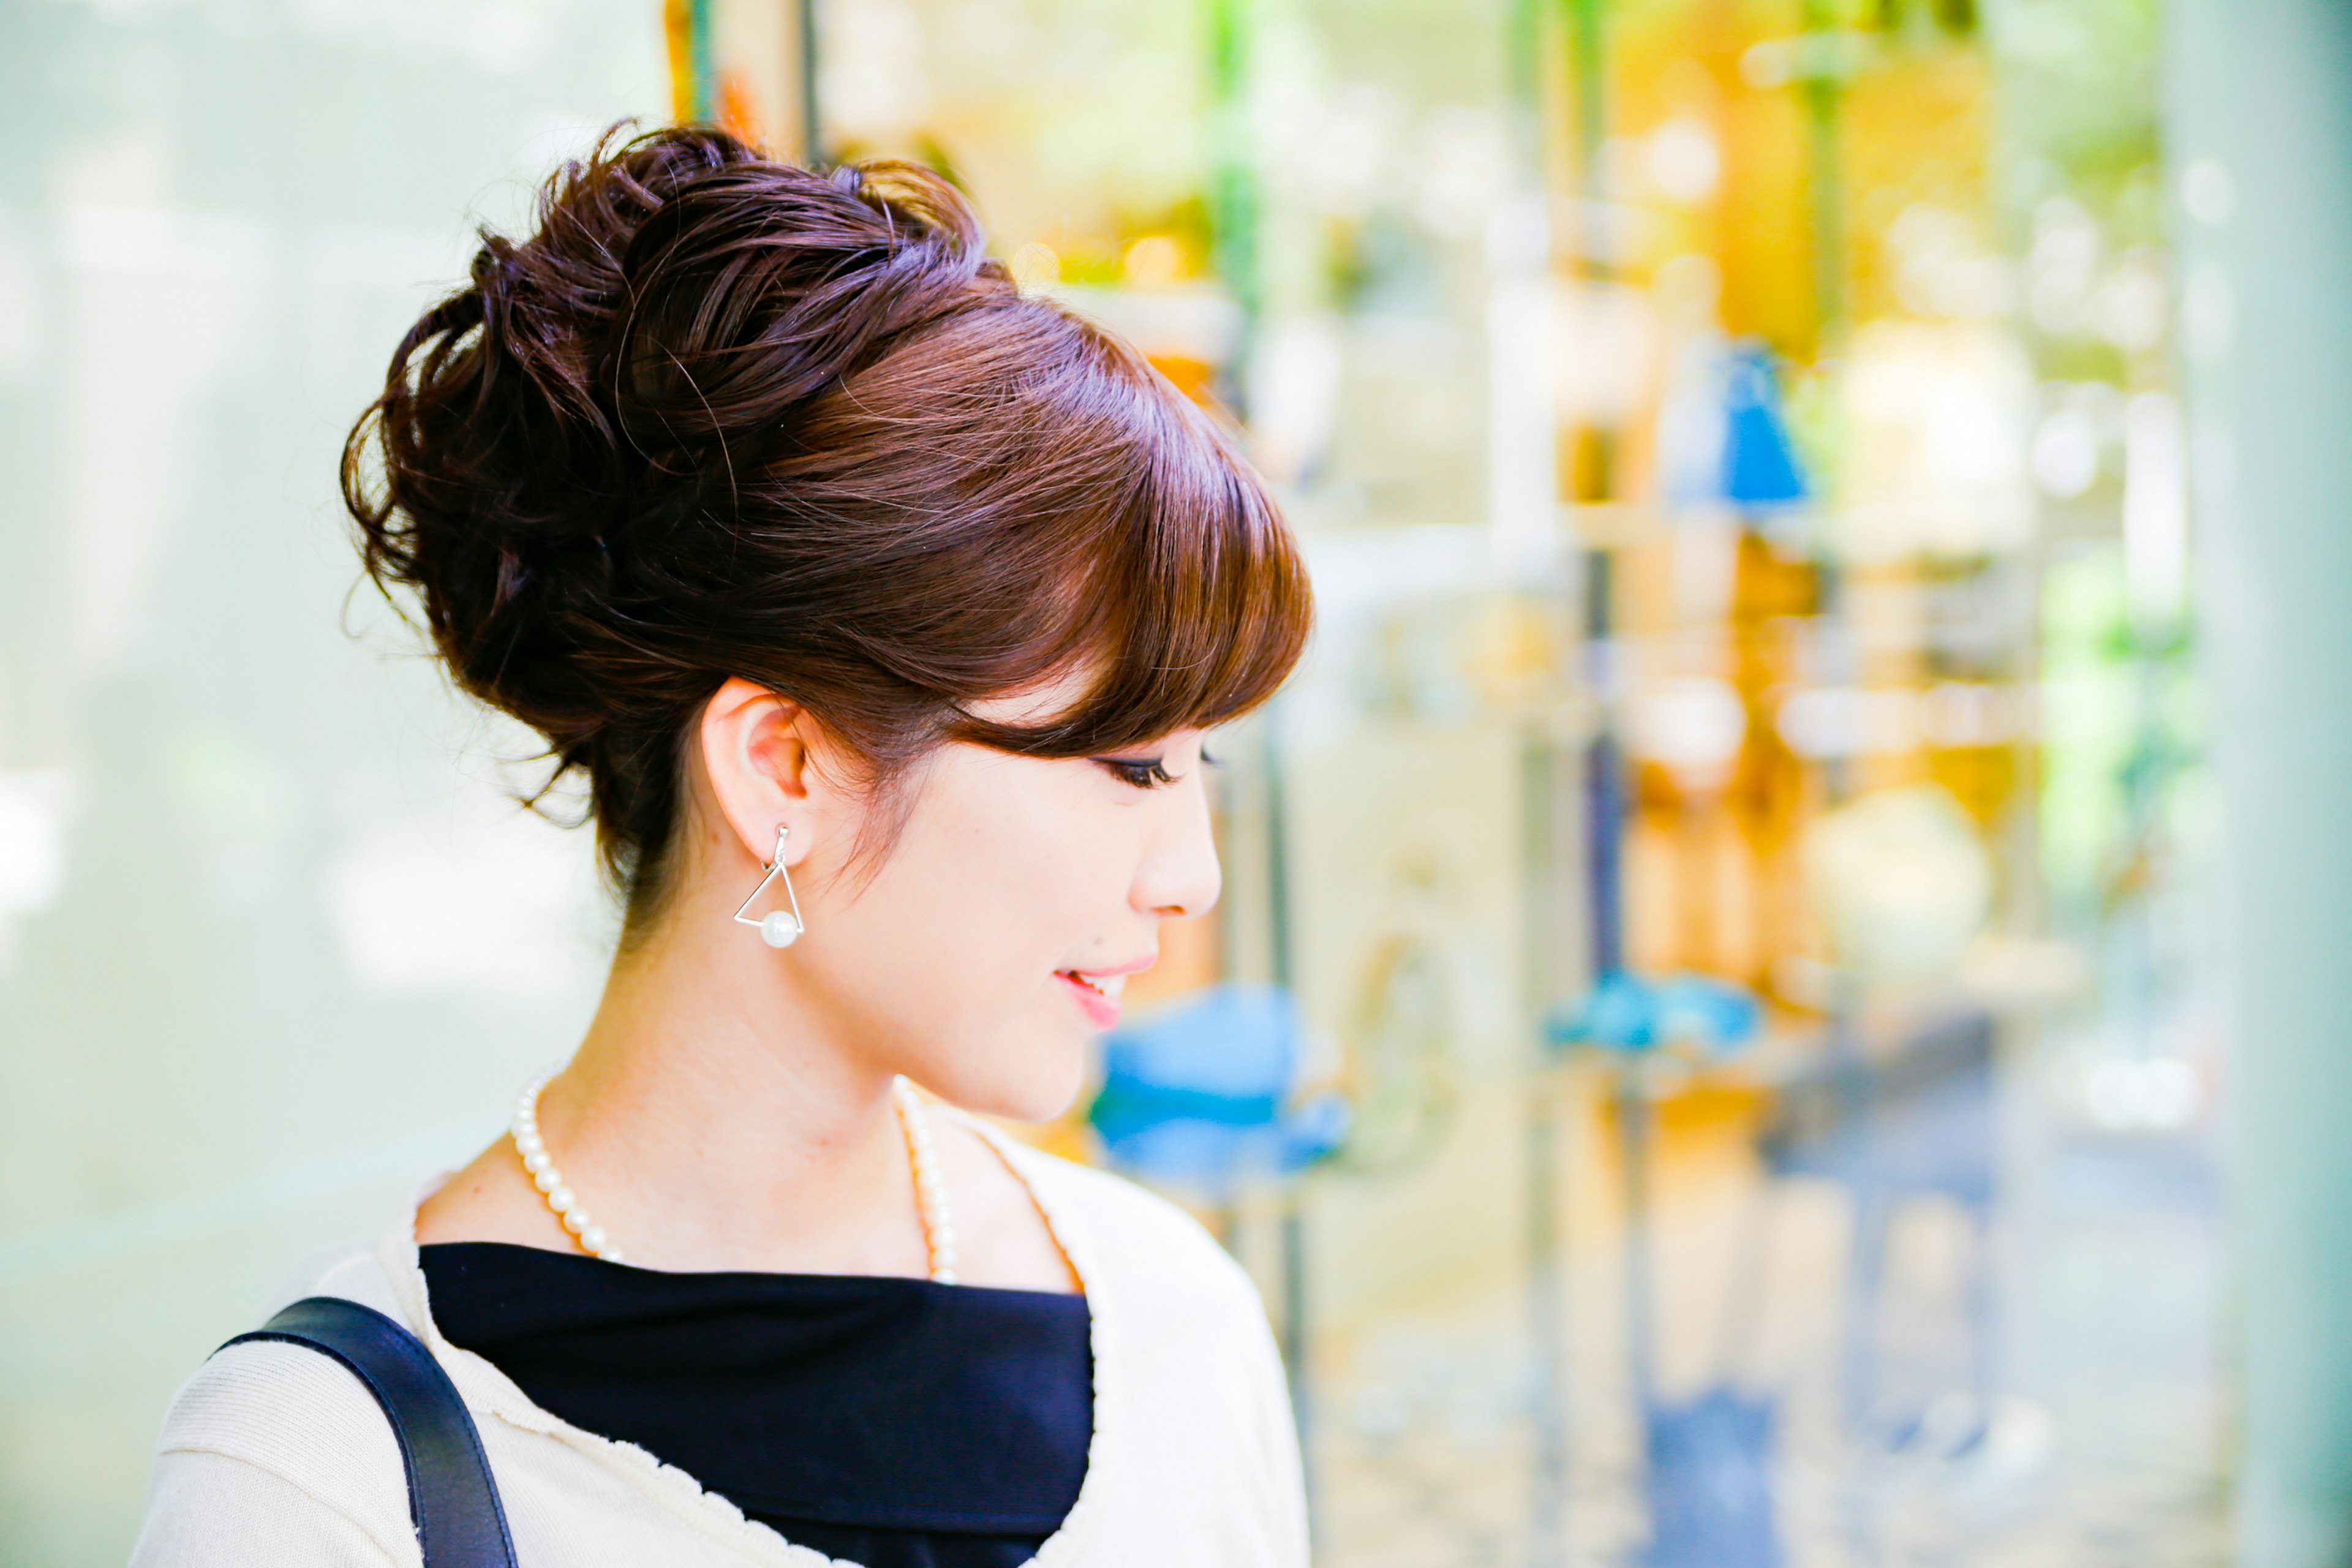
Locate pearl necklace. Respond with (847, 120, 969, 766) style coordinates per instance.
(510, 1071, 959, 1284)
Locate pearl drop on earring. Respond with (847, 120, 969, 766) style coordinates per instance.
(733, 824, 808, 950)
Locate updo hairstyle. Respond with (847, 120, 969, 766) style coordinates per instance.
(344, 125, 1312, 935)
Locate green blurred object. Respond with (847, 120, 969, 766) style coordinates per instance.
(688, 0, 717, 122)
(1205, 0, 1259, 395)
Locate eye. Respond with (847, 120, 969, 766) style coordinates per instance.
(1095, 755, 1179, 790)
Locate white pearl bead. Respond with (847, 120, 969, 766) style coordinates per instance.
(516, 1132, 543, 1157)
(549, 1186, 576, 1214)
(535, 1168, 560, 1194)
(523, 1151, 552, 1176)
(604, 1249, 626, 1264)
(564, 1208, 589, 1235)
(581, 1226, 608, 1253)
(760, 910, 801, 948)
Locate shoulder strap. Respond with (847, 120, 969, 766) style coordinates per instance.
(220, 1295, 518, 1568)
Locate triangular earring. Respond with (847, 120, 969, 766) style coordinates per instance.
(732, 824, 805, 948)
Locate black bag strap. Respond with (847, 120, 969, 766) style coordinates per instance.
(219, 1295, 518, 1568)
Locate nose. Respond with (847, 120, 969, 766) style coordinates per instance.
(1133, 777, 1223, 919)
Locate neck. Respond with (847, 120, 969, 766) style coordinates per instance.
(530, 908, 928, 1276)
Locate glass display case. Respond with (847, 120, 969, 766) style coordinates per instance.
(0, 1, 2225, 1562)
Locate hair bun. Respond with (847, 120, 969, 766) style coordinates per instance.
(343, 124, 1003, 757)
(605, 152, 997, 478)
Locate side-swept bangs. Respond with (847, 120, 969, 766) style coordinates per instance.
(939, 316, 1314, 758)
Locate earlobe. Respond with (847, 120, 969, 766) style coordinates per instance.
(699, 676, 816, 871)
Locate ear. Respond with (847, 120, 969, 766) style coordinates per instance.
(698, 676, 829, 871)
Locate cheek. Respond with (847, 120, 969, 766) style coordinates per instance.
(818, 756, 1133, 1086)
(949, 753, 1139, 921)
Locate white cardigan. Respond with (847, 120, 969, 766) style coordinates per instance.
(130, 1123, 1308, 1568)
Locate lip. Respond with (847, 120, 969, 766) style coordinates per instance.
(1055, 970, 1123, 1029)
(1072, 952, 1158, 978)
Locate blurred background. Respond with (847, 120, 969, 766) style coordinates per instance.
(4, 0, 2350, 1564)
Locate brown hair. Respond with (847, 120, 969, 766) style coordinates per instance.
(344, 125, 1311, 932)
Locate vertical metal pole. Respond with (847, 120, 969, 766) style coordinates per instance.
(1583, 550, 1627, 979)
(1233, 0, 1298, 1427)
(1263, 716, 1295, 1004)
(1789, 6, 1866, 1471)
(1265, 720, 1314, 1542)
(1564, 0, 1624, 989)
(1618, 1076, 1657, 1415)
(796, 0, 823, 163)
(1523, 732, 1572, 1567)
(1800, 0, 1845, 354)
(1501, 4, 1572, 1560)
(1526, 1087, 1569, 1565)
(1205, 0, 1298, 1496)
(1562, 0, 1619, 916)
(2168, 3, 2352, 1564)
(1566, 0, 1616, 503)
(688, 0, 717, 123)
(1207, 0, 1261, 415)
(1280, 1194, 1313, 1528)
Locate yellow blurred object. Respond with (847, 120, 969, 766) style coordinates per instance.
(663, 0, 697, 123)
(1804, 783, 1994, 986)
(1121, 235, 1186, 288)
(1009, 241, 1061, 289)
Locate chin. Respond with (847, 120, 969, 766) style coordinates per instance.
(926, 1022, 1093, 1126)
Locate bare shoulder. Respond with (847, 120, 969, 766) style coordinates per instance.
(413, 1135, 573, 1251)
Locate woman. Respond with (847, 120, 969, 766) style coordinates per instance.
(131, 126, 1313, 1567)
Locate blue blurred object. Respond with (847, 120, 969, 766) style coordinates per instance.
(1763, 1009, 2000, 1431)
(1548, 970, 1763, 1056)
(1721, 347, 1809, 510)
(1553, 968, 1779, 1568)
(1643, 1390, 1783, 1568)
(1087, 982, 1349, 1195)
(1761, 1009, 1995, 1209)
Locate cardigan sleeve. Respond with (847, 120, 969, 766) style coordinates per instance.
(129, 1450, 406, 1568)
(129, 1340, 421, 1567)
(1240, 1288, 1311, 1565)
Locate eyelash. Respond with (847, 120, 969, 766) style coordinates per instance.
(1098, 756, 1180, 790)
(1096, 749, 1221, 790)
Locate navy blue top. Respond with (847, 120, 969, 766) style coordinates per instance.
(418, 1243, 1092, 1568)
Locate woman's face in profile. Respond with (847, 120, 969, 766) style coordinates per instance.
(804, 719, 1223, 1123)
